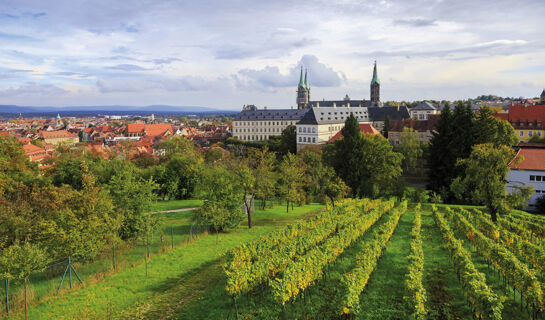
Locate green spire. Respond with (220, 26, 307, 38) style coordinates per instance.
(304, 69, 309, 89)
(371, 60, 380, 85)
(298, 66, 304, 88)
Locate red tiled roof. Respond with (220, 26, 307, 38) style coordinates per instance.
(389, 115, 440, 132)
(0, 131, 10, 137)
(497, 104, 545, 129)
(328, 124, 381, 143)
(509, 148, 545, 171)
(40, 130, 76, 139)
(126, 123, 173, 137)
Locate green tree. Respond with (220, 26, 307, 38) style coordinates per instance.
(398, 127, 422, 173)
(474, 106, 518, 147)
(161, 154, 203, 199)
(193, 166, 245, 231)
(428, 104, 454, 197)
(279, 125, 297, 154)
(382, 115, 390, 138)
(106, 163, 158, 239)
(0, 242, 49, 320)
(278, 153, 305, 212)
(248, 147, 277, 210)
(450, 143, 532, 222)
(155, 136, 198, 158)
(321, 167, 350, 207)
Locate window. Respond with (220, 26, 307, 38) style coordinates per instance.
(312, 137, 316, 143)
(538, 131, 542, 137)
(298, 127, 302, 132)
(298, 137, 302, 142)
(537, 176, 543, 182)
(529, 131, 533, 137)
(303, 127, 307, 133)
(520, 131, 524, 137)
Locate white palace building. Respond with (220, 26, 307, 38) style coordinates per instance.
(232, 62, 410, 152)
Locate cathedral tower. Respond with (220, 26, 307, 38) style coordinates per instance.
(296, 67, 310, 109)
(540, 89, 545, 104)
(370, 61, 380, 107)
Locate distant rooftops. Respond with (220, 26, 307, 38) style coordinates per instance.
(411, 102, 438, 111)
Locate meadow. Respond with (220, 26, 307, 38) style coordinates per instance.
(3, 199, 544, 320)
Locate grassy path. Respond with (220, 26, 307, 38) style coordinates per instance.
(420, 210, 473, 320)
(8, 204, 323, 320)
(354, 209, 412, 319)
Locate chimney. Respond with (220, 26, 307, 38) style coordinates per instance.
(316, 101, 320, 108)
(347, 102, 350, 108)
(333, 102, 336, 108)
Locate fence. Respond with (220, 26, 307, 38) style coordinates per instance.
(0, 220, 209, 318)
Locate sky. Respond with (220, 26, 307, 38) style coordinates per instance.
(0, 0, 544, 110)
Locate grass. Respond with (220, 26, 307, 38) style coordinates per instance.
(5, 203, 324, 320)
(149, 199, 204, 212)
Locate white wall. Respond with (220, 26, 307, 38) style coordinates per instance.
(507, 169, 545, 208)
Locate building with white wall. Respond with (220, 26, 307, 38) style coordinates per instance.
(507, 147, 545, 209)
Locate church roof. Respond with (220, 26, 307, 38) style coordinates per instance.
(298, 67, 304, 88)
(304, 70, 309, 89)
(371, 61, 380, 85)
(234, 108, 309, 121)
(541, 89, 545, 97)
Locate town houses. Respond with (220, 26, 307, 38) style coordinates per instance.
(0, 113, 231, 165)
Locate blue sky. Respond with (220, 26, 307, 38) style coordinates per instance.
(0, 0, 544, 109)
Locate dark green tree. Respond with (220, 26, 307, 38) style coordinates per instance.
(427, 104, 455, 198)
(279, 125, 297, 154)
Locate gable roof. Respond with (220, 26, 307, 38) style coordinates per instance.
(389, 115, 440, 132)
(509, 148, 545, 171)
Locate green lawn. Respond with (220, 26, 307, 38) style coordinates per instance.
(6, 203, 324, 320)
(149, 199, 204, 212)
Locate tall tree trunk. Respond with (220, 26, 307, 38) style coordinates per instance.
(286, 198, 289, 213)
(329, 195, 335, 208)
(244, 192, 252, 228)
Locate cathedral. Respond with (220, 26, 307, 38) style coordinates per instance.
(232, 61, 408, 150)
(297, 61, 382, 109)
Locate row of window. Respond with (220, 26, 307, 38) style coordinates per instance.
(519, 130, 543, 137)
(233, 128, 282, 133)
(298, 136, 316, 143)
(320, 111, 367, 116)
(234, 121, 295, 127)
(298, 127, 317, 133)
(513, 122, 543, 127)
(237, 135, 273, 141)
(530, 175, 545, 182)
(534, 190, 545, 194)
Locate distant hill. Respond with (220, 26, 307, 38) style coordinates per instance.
(0, 105, 238, 116)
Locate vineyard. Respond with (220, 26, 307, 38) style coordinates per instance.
(218, 200, 545, 320)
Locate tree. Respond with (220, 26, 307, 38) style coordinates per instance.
(450, 143, 532, 222)
(321, 167, 350, 207)
(106, 163, 158, 239)
(278, 153, 305, 212)
(248, 147, 277, 210)
(428, 104, 455, 197)
(161, 154, 203, 199)
(474, 106, 518, 147)
(229, 159, 256, 228)
(155, 136, 198, 158)
(398, 127, 422, 173)
(325, 113, 363, 197)
(327, 114, 403, 198)
(279, 125, 297, 154)
(0, 242, 49, 320)
(193, 166, 245, 231)
(357, 134, 404, 197)
(536, 195, 545, 214)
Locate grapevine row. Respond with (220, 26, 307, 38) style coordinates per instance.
(498, 216, 545, 248)
(445, 207, 544, 317)
(463, 208, 545, 275)
(225, 199, 391, 295)
(432, 206, 503, 320)
(337, 202, 407, 315)
(503, 214, 545, 239)
(405, 205, 427, 319)
(225, 199, 368, 295)
(270, 201, 403, 305)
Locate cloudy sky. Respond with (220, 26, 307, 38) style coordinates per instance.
(0, 0, 544, 109)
